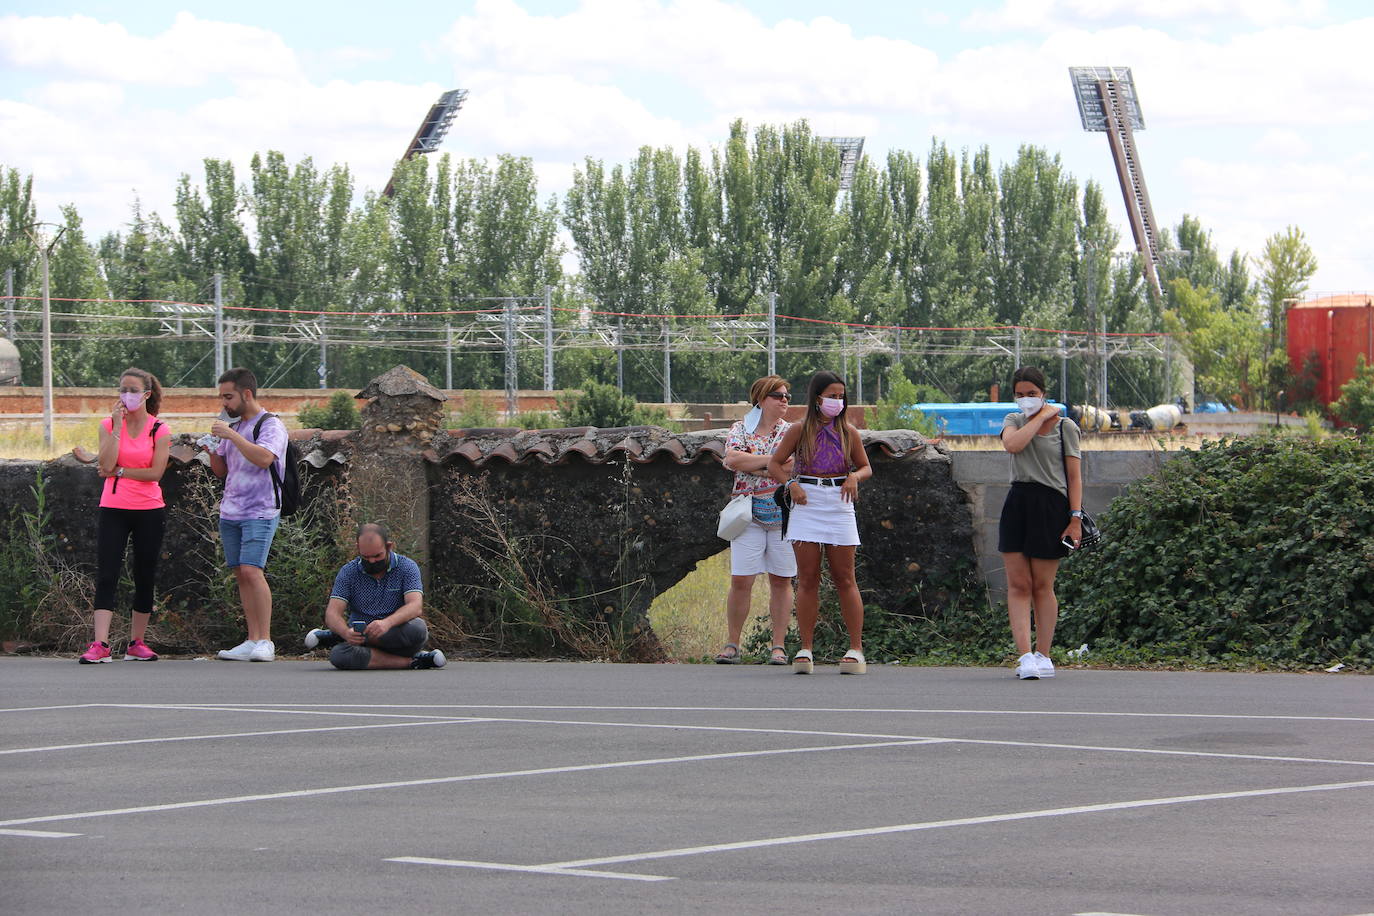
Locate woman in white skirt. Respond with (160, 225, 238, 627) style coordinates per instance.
(768, 370, 871, 674)
(715, 374, 796, 665)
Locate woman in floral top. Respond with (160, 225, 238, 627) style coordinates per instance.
(716, 375, 796, 665)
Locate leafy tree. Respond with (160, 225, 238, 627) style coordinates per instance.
(173, 159, 255, 307)
(995, 145, 1077, 325)
(0, 166, 37, 298)
(1329, 355, 1374, 432)
(1163, 277, 1264, 409)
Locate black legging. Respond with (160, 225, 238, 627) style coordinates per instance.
(95, 507, 166, 615)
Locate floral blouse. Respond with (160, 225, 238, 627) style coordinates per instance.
(724, 417, 791, 496)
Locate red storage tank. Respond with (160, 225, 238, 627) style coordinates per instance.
(1287, 293, 1374, 407)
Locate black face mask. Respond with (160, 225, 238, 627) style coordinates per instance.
(361, 555, 389, 575)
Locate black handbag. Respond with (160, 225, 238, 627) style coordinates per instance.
(1059, 420, 1102, 550)
(768, 484, 793, 541)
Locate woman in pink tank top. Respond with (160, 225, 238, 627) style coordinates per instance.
(79, 368, 171, 664)
(767, 370, 872, 675)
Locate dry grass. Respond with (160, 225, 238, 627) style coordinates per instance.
(647, 549, 775, 661)
(0, 418, 105, 460)
(939, 431, 1203, 451)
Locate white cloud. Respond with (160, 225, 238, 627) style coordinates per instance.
(319, 46, 395, 67)
(455, 73, 691, 163)
(29, 80, 125, 111)
(441, 0, 940, 116)
(1253, 128, 1313, 158)
(964, 0, 1329, 31)
(0, 12, 301, 87)
(1177, 153, 1374, 292)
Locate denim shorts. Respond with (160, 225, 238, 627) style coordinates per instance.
(220, 516, 280, 569)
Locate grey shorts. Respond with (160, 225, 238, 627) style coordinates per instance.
(329, 618, 429, 670)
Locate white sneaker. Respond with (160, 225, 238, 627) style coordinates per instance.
(1034, 651, 1056, 678)
(1015, 652, 1041, 679)
(249, 640, 275, 662)
(217, 639, 256, 661)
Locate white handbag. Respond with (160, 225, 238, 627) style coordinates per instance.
(716, 493, 753, 541)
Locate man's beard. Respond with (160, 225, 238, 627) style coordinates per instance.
(225, 404, 242, 418)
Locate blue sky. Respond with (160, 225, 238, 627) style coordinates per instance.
(2, 0, 1370, 294)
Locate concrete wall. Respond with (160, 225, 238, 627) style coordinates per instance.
(950, 448, 1179, 596)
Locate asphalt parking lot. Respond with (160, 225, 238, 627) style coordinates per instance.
(2, 657, 1371, 915)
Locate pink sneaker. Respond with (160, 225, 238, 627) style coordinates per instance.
(123, 638, 158, 661)
(79, 641, 112, 664)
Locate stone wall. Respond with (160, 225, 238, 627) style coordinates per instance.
(952, 448, 1180, 596)
(424, 427, 964, 659)
(0, 366, 1186, 653)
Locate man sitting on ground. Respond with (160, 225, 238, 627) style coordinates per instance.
(304, 524, 445, 670)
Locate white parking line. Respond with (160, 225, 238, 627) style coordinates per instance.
(385, 857, 673, 883)
(0, 828, 83, 838)
(463, 714, 1374, 769)
(540, 778, 1374, 870)
(133, 702, 1374, 725)
(21, 704, 1372, 770)
(108, 704, 472, 720)
(0, 739, 937, 828)
(0, 717, 486, 756)
(384, 777, 1374, 882)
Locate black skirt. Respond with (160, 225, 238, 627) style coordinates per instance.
(998, 481, 1071, 559)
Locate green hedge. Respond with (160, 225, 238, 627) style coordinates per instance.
(1057, 436, 1374, 669)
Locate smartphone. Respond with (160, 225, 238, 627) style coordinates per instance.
(1060, 536, 1078, 551)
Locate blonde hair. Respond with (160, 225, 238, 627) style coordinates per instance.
(748, 375, 788, 406)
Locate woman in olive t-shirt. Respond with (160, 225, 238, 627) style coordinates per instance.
(998, 366, 1083, 681)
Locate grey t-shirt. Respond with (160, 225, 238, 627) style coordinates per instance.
(1001, 412, 1081, 497)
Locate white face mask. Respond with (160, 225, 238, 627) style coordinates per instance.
(1015, 396, 1044, 417)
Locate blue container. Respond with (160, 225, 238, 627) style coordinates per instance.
(912, 402, 1066, 436)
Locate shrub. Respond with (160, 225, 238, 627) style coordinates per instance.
(1056, 437, 1374, 669)
(742, 555, 1000, 665)
(297, 392, 361, 430)
(557, 382, 670, 428)
(1329, 354, 1374, 432)
(870, 367, 940, 436)
(157, 465, 358, 653)
(514, 411, 557, 430)
(451, 396, 499, 428)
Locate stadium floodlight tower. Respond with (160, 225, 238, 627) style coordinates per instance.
(1069, 67, 1163, 299)
(383, 89, 469, 198)
(818, 137, 865, 191)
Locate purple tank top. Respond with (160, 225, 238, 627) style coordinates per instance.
(796, 423, 848, 476)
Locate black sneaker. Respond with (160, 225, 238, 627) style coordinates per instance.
(410, 649, 446, 670)
(303, 628, 342, 651)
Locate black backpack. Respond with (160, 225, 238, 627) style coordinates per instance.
(251, 413, 302, 517)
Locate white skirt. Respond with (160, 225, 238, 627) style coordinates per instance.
(786, 483, 860, 546)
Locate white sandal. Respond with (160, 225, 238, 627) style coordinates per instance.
(839, 649, 867, 675)
(792, 648, 814, 675)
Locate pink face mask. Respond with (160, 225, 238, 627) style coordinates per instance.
(120, 392, 146, 411)
(819, 397, 845, 418)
